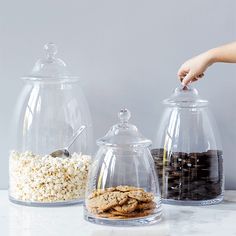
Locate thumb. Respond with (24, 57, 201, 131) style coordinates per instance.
(182, 72, 194, 86)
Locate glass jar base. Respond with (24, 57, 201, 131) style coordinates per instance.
(162, 194, 224, 206)
(9, 195, 83, 207)
(83, 208, 162, 226)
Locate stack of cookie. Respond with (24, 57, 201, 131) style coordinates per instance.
(151, 148, 223, 201)
(86, 186, 157, 219)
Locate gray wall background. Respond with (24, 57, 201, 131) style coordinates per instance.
(0, 0, 236, 189)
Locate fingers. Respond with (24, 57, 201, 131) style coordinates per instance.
(178, 68, 189, 82)
(198, 73, 204, 78)
(178, 72, 188, 83)
(181, 73, 194, 86)
(181, 73, 204, 86)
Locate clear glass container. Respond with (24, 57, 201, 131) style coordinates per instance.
(84, 109, 162, 226)
(152, 85, 224, 206)
(9, 43, 93, 206)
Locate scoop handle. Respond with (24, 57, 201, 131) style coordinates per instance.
(66, 125, 86, 150)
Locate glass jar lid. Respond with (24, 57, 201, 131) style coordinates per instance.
(23, 42, 79, 82)
(163, 85, 208, 107)
(97, 108, 152, 147)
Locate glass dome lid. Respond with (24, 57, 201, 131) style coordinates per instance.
(22, 42, 79, 82)
(97, 108, 152, 147)
(163, 85, 208, 107)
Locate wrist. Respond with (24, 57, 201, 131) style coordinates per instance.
(205, 48, 218, 65)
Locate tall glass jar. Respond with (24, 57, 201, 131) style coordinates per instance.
(84, 109, 162, 226)
(9, 43, 93, 206)
(152, 85, 223, 205)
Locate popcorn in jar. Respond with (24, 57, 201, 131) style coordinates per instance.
(9, 151, 91, 205)
(8, 43, 93, 206)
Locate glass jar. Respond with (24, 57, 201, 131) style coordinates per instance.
(84, 109, 162, 226)
(152, 85, 223, 205)
(9, 43, 93, 206)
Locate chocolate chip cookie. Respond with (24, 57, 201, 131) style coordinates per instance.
(87, 185, 158, 219)
(113, 198, 138, 213)
(88, 191, 128, 211)
(128, 191, 154, 202)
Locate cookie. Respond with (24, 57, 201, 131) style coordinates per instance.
(87, 206, 104, 214)
(95, 212, 113, 218)
(88, 191, 128, 211)
(129, 209, 155, 218)
(115, 185, 144, 192)
(128, 191, 154, 202)
(136, 201, 156, 210)
(110, 209, 154, 218)
(87, 186, 158, 219)
(97, 212, 127, 219)
(109, 209, 131, 216)
(88, 187, 116, 199)
(108, 215, 129, 219)
(113, 198, 138, 213)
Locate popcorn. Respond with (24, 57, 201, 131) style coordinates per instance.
(9, 150, 91, 203)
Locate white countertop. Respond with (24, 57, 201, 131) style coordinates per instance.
(1, 190, 236, 236)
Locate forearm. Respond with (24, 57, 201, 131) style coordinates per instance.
(178, 41, 236, 86)
(207, 42, 236, 64)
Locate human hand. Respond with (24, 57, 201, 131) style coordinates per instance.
(178, 51, 213, 86)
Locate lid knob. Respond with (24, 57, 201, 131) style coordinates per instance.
(23, 42, 80, 81)
(118, 108, 131, 124)
(44, 42, 58, 60)
(97, 108, 151, 147)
